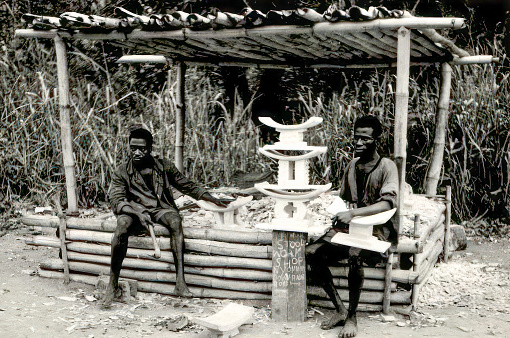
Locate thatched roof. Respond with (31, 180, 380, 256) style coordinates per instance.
(16, 5, 494, 68)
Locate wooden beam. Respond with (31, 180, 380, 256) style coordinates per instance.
(117, 55, 167, 63)
(394, 27, 411, 235)
(14, 16, 466, 41)
(451, 55, 498, 64)
(425, 62, 452, 195)
(54, 35, 78, 213)
(174, 62, 186, 172)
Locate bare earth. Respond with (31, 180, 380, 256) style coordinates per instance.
(1, 226, 509, 338)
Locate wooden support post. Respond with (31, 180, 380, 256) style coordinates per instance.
(54, 35, 78, 213)
(53, 194, 70, 284)
(394, 27, 411, 235)
(382, 252, 394, 314)
(271, 231, 306, 322)
(175, 62, 186, 172)
(443, 186, 452, 262)
(411, 214, 420, 310)
(425, 63, 452, 195)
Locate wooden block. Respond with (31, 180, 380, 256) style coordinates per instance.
(271, 230, 307, 322)
(192, 303, 254, 338)
(95, 275, 137, 301)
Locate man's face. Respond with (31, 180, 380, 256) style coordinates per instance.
(354, 127, 376, 158)
(129, 138, 150, 164)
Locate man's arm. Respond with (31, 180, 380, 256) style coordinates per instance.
(165, 161, 231, 208)
(108, 168, 131, 215)
(333, 200, 392, 225)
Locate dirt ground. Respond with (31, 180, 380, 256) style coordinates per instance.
(1, 226, 509, 338)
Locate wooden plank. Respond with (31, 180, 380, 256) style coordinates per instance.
(271, 231, 306, 322)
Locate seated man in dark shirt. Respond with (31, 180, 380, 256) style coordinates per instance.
(102, 126, 228, 308)
(306, 116, 398, 338)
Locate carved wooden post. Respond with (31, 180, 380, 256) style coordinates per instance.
(271, 230, 307, 322)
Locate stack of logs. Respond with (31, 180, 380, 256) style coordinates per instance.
(22, 192, 449, 311)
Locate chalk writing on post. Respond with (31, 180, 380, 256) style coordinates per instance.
(272, 231, 306, 288)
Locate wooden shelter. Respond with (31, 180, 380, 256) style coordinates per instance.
(16, 4, 496, 317)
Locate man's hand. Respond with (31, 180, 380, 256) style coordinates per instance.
(136, 211, 154, 230)
(332, 210, 355, 229)
(201, 192, 234, 208)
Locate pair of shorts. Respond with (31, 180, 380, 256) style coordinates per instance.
(117, 207, 181, 236)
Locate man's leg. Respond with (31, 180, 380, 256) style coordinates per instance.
(306, 242, 348, 330)
(159, 211, 193, 297)
(339, 255, 364, 338)
(101, 215, 132, 309)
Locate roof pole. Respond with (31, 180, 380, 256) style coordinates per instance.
(425, 62, 452, 195)
(394, 27, 411, 236)
(54, 35, 78, 213)
(175, 61, 186, 172)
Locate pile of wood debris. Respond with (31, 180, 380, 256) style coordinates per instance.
(418, 255, 510, 314)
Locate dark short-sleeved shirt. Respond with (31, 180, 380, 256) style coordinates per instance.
(108, 156, 207, 215)
(339, 155, 399, 243)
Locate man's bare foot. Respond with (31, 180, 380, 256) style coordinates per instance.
(320, 311, 347, 330)
(338, 316, 357, 338)
(174, 283, 193, 298)
(100, 286, 116, 310)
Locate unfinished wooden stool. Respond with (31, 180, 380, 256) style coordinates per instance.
(195, 196, 253, 227)
(191, 303, 254, 338)
(95, 275, 137, 303)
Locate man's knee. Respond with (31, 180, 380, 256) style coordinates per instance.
(117, 215, 133, 232)
(159, 211, 182, 232)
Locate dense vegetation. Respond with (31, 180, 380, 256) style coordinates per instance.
(0, 1, 509, 234)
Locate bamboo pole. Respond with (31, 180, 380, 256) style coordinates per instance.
(38, 269, 271, 300)
(382, 252, 394, 313)
(395, 237, 423, 254)
(394, 26, 411, 235)
(444, 186, 452, 262)
(40, 259, 272, 293)
(54, 35, 78, 213)
(415, 226, 445, 267)
(307, 286, 411, 304)
(425, 63, 452, 195)
(27, 237, 273, 270)
(53, 194, 70, 284)
(418, 211, 446, 244)
(175, 62, 185, 172)
(417, 240, 443, 282)
(308, 300, 382, 312)
(329, 266, 418, 284)
(21, 215, 273, 244)
(66, 251, 272, 281)
(63, 229, 272, 258)
(14, 17, 467, 41)
(411, 214, 420, 309)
